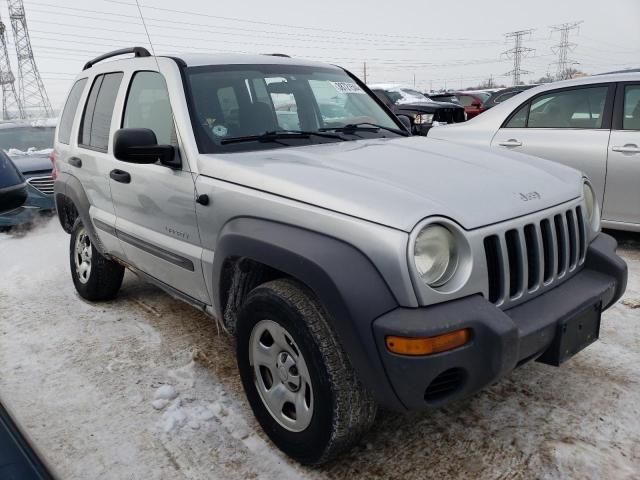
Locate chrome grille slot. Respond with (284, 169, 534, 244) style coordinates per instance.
(27, 175, 54, 195)
(483, 205, 588, 309)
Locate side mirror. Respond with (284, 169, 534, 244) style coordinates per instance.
(113, 128, 176, 166)
(0, 182, 28, 214)
(397, 114, 413, 132)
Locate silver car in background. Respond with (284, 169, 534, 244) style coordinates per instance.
(428, 73, 640, 232)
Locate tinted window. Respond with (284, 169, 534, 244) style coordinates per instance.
(622, 85, 640, 130)
(494, 91, 518, 104)
(58, 78, 87, 145)
(458, 95, 473, 107)
(504, 103, 529, 128)
(79, 72, 123, 151)
(123, 71, 176, 145)
(527, 86, 608, 129)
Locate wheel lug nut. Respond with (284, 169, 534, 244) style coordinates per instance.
(290, 366, 298, 376)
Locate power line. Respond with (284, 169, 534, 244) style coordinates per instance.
(549, 21, 583, 80)
(8, 0, 53, 117)
(503, 29, 535, 86)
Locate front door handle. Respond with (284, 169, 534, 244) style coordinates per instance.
(612, 143, 640, 154)
(110, 169, 131, 184)
(68, 157, 82, 168)
(498, 139, 522, 147)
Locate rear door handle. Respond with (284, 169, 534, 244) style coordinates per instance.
(498, 139, 522, 147)
(612, 144, 640, 154)
(68, 157, 82, 168)
(110, 169, 131, 184)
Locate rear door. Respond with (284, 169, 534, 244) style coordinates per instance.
(108, 70, 209, 304)
(601, 82, 640, 226)
(72, 72, 125, 256)
(491, 84, 615, 206)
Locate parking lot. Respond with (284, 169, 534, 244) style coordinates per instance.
(0, 219, 638, 480)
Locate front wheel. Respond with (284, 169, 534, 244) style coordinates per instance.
(236, 279, 377, 465)
(70, 218, 124, 301)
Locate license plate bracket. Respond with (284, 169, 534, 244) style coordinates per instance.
(538, 302, 602, 366)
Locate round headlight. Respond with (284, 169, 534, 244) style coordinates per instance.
(414, 224, 458, 287)
(583, 182, 595, 221)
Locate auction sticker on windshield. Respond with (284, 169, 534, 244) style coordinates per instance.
(330, 81, 366, 94)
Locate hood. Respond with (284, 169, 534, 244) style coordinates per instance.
(198, 137, 582, 232)
(6, 151, 52, 175)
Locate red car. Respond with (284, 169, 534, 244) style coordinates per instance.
(455, 91, 491, 119)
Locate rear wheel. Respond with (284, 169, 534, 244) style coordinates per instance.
(236, 278, 377, 465)
(70, 218, 124, 301)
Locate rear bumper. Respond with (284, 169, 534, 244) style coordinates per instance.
(372, 233, 627, 410)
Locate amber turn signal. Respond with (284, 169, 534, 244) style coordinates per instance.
(385, 329, 471, 356)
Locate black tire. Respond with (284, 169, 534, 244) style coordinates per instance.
(236, 278, 377, 465)
(69, 218, 124, 301)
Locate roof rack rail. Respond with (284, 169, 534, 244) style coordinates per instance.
(263, 53, 291, 58)
(83, 47, 151, 71)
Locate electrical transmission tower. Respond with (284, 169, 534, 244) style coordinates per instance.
(0, 13, 23, 119)
(8, 0, 52, 117)
(503, 29, 535, 86)
(550, 21, 583, 80)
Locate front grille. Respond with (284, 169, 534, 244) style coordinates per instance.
(27, 175, 54, 195)
(434, 108, 466, 124)
(484, 205, 587, 308)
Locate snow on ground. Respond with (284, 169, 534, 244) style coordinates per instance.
(0, 218, 639, 479)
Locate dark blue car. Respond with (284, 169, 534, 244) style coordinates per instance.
(0, 121, 56, 229)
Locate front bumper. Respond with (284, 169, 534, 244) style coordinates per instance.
(373, 233, 627, 410)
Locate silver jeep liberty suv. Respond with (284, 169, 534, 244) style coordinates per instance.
(54, 47, 627, 465)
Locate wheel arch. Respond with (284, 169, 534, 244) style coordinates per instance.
(212, 217, 404, 409)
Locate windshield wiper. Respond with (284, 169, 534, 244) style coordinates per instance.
(320, 122, 410, 137)
(220, 130, 346, 145)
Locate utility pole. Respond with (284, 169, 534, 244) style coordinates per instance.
(503, 29, 535, 86)
(549, 21, 583, 80)
(363, 61, 367, 84)
(8, 0, 52, 117)
(413, 73, 416, 87)
(0, 13, 23, 119)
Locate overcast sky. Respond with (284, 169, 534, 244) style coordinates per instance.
(3, 0, 639, 108)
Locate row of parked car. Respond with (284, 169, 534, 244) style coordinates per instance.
(367, 83, 538, 135)
(0, 120, 56, 229)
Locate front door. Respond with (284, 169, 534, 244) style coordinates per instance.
(491, 84, 615, 207)
(108, 70, 209, 304)
(602, 82, 640, 226)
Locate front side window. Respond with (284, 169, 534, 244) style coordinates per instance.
(58, 78, 87, 145)
(185, 64, 402, 153)
(622, 85, 640, 130)
(123, 71, 176, 145)
(79, 72, 124, 151)
(527, 86, 608, 129)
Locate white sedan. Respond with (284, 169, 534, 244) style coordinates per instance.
(429, 72, 640, 232)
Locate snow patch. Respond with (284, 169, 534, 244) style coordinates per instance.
(154, 385, 178, 401)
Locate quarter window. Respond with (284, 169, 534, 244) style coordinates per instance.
(123, 71, 176, 145)
(79, 72, 124, 151)
(622, 85, 640, 130)
(58, 78, 87, 145)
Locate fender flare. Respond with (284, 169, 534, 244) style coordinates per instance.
(212, 217, 405, 409)
(54, 171, 106, 254)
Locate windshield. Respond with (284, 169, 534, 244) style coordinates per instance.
(185, 64, 402, 153)
(0, 152, 23, 188)
(0, 126, 55, 154)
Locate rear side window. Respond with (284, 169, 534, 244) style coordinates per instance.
(123, 71, 176, 145)
(58, 78, 87, 145)
(527, 86, 608, 129)
(79, 72, 123, 151)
